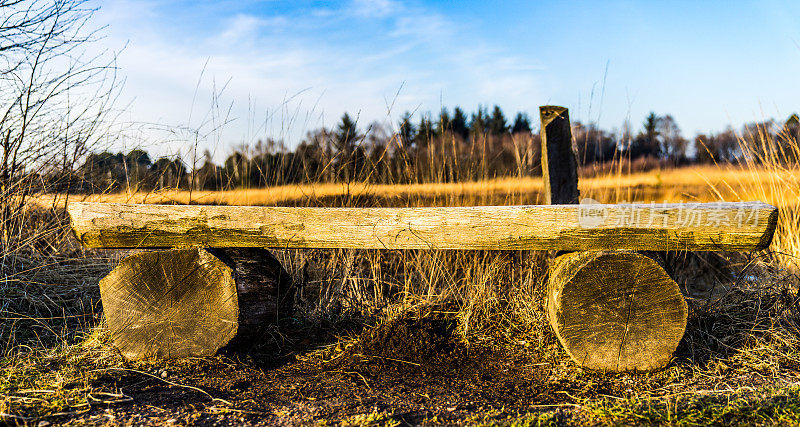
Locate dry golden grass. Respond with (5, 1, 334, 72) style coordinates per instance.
(33, 165, 798, 208)
(38, 178, 545, 206)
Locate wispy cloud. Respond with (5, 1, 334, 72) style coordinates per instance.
(89, 0, 800, 160)
(350, 0, 400, 18)
(95, 0, 545, 159)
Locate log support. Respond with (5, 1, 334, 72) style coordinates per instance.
(545, 251, 687, 371)
(99, 247, 294, 360)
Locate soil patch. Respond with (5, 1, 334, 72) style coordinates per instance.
(355, 308, 464, 370)
(55, 309, 579, 425)
(14, 287, 800, 425)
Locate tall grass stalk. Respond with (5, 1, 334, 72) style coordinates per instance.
(735, 124, 800, 270)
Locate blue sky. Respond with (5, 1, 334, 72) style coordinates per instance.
(95, 0, 800, 160)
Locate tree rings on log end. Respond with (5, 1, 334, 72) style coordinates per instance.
(100, 248, 238, 360)
(546, 250, 688, 372)
(100, 247, 295, 360)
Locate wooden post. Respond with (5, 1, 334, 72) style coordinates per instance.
(540, 106, 579, 204)
(540, 106, 688, 372)
(99, 247, 294, 360)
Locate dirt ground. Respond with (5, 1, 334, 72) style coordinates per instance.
(4, 251, 800, 426)
(54, 308, 577, 425)
(23, 297, 798, 426)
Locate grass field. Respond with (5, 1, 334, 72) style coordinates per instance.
(38, 165, 800, 208)
(4, 162, 800, 425)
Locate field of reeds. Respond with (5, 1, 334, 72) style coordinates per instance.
(32, 165, 798, 206)
(3, 129, 800, 425)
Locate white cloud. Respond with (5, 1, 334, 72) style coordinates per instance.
(93, 0, 546, 161)
(390, 13, 451, 40)
(349, 0, 401, 18)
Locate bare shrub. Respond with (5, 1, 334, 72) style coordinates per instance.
(0, 0, 120, 273)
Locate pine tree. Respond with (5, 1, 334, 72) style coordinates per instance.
(398, 112, 415, 146)
(511, 112, 532, 134)
(470, 106, 489, 136)
(786, 113, 799, 140)
(335, 113, 360, 154)
(489, 105, 508, 135)
(335, 113, 362, 181)
(437, 107, 451, 135)
(783, 114, 799, 162)
(788, 113, 800, 127)
(415, 114, 434, 148)
(124, 149, 152, 188)
(629, 112, 661, 158)
(125, 149, 151, 167)
(451, 107, 469, 140)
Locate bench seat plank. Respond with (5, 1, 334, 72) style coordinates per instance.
(68, 201, 778, 251)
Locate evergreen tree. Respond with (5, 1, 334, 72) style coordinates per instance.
(335, 113, 362, 181)
(86, 151, 123, 170)
(223, 152, 248, 187)
(193, 149, 221, 190)
(335, 113, 360, 154)
(786, 113, 799, 141)
(125, 149, 151, 167)
(296, 131, 326, 181)
(642, 112, 661, 152)
(351, 145, 367, 181)
(437, 107, 451, 135)
(470, 106, 489, 136)
(489, 105, 508, 135)
(451, 107, 469, 140)
(153, 156, 187, 188)
(398, 112, 415, 146)
(124, 149, 152, 188)
(629, 112, 661, 158)
(415, 114, 434, 147)
(511, 112, 532, 134)
(82, 151, 124, 190)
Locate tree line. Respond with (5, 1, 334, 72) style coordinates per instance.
(73, 106, 800, 192)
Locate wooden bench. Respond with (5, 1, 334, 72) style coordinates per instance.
(67, 106, 779, 372)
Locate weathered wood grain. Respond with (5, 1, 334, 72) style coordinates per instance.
(541, 104, 581, 260)
(538, 106, 685, 372)
(540, 106, 579, 205)
(69, 201, 777, 251)
(546, 250, 688, 372)
(100, 247, 294, 360)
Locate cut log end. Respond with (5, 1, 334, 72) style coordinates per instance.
(100, 247, 294, 360)
(546, 251, 688, 372)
